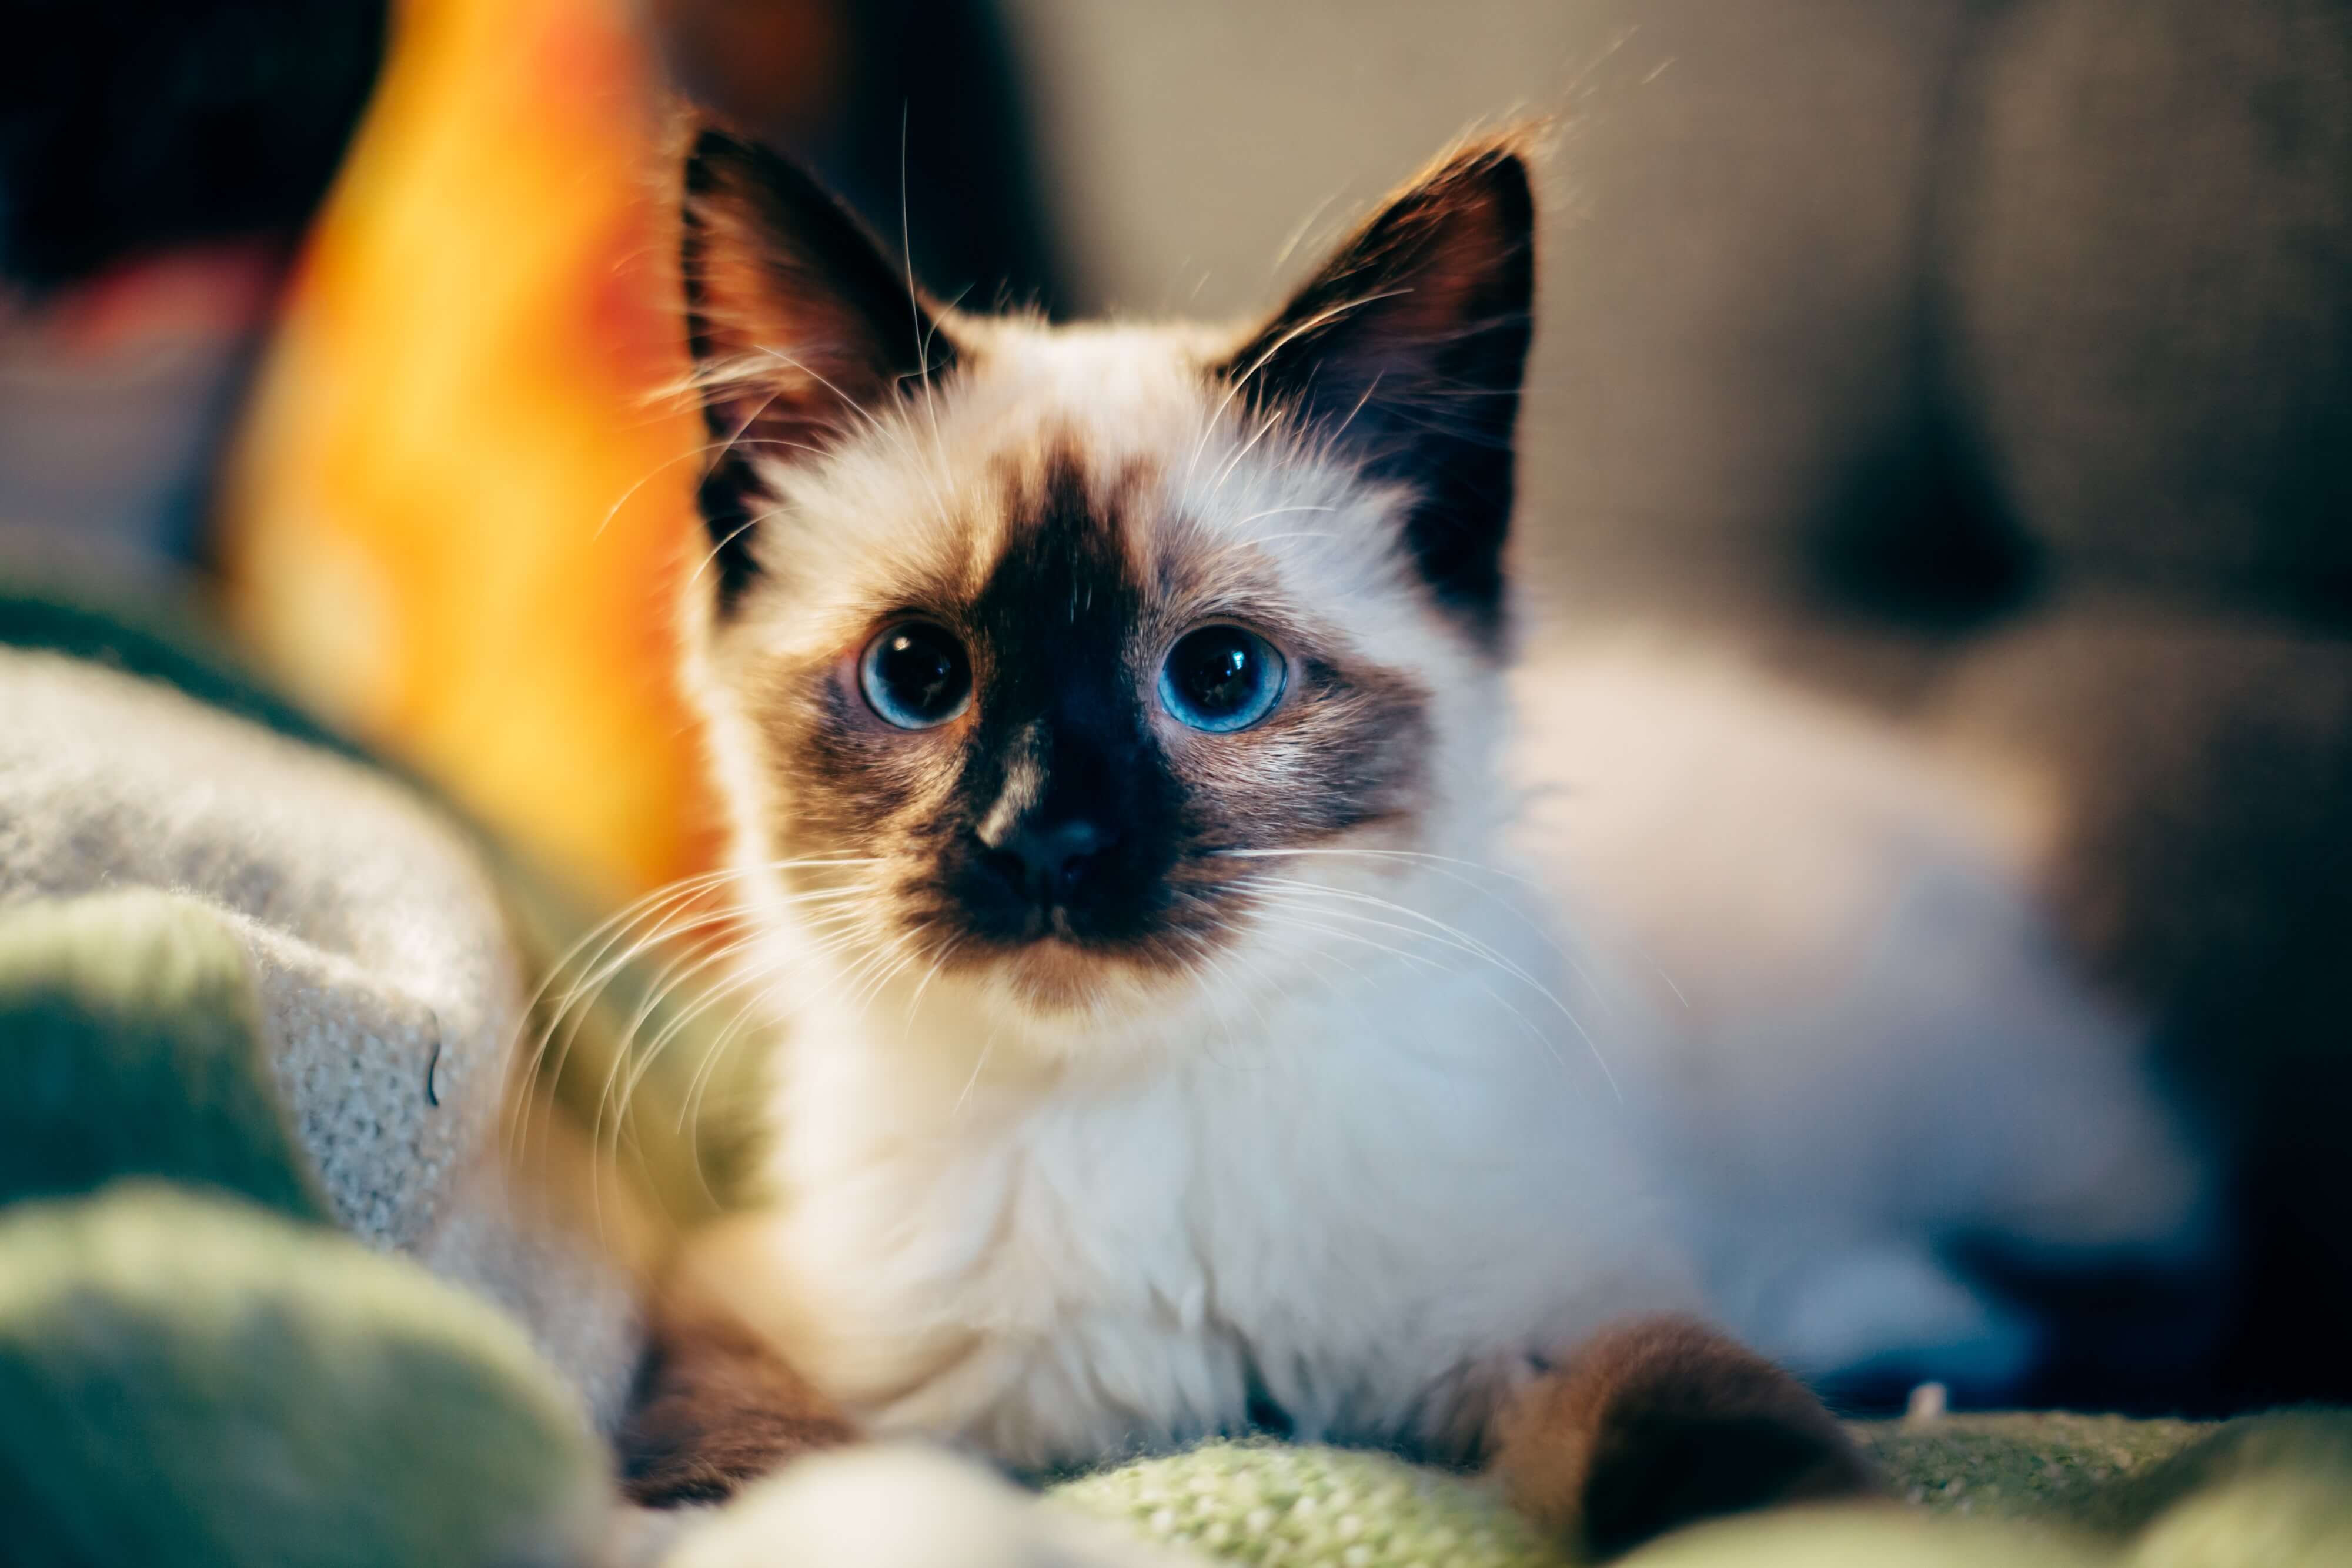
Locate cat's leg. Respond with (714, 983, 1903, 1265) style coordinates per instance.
(1488, 1316, 1880, 1561)
(616, 1273, 858, 1507)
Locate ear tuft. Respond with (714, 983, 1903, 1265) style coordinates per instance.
(1221, 129, 1542, 641)
(678, 119, 955, 608)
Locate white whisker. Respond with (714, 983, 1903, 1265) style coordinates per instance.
(1254, 876, 1621, 1098)
(1212, 845, 1621, 1018)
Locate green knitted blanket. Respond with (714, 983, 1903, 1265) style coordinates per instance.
(1049, 1410, 2352, 1567)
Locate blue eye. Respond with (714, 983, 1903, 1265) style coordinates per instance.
(1158, 625, 1286, 733)
(860, 621, 973, 728)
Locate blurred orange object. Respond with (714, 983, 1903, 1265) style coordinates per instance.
(218, 0, 717, 902)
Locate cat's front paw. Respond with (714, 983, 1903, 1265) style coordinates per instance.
(662, 1444, 1197, 1568)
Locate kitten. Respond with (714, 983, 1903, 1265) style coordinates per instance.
(630, 110, 2239, 1561)
(627, 119, 2198, 1555)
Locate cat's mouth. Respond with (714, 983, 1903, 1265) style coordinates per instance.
(931, 901, 1231, 1021)
(993, 938, 1120, 1013)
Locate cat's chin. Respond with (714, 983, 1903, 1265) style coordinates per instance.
(990, 938, 1155, 1012)
(965, 937, 1200, 1038)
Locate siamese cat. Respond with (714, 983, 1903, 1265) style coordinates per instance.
(623, 120, 2209, 1560)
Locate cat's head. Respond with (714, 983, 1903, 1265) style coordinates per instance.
(675, 122, 1538, 1038)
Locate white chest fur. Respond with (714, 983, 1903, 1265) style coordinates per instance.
(699, 871, 1696, 1473)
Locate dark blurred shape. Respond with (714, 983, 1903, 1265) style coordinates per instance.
(0, 0, 388, 293)
(1774, 0, 2352, 640)
(0, 259, 277, 577)
(0, 0, 389, 585)
(1806, 405, 2042, 636)
(1940, 1232, 2239, 1415)
(1940, 0, 2352, 617)
(646, 0, 1068, 313)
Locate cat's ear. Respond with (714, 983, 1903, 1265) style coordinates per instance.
(679, 123, 956, 604)
(1221, 132, 1539, 639)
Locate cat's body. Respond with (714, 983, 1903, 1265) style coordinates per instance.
(641, 119, 2201, 1553)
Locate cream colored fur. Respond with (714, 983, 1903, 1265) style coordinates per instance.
(1509, 625, 2212, 1386)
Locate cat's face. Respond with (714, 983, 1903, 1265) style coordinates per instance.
(676, 125, 1535, 1031)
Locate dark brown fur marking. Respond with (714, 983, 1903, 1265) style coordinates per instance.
(1491, 1316, 1880, 1560)
(617, 1281, 857, 1507)
(744, 438, 1436, 989)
